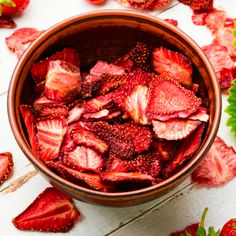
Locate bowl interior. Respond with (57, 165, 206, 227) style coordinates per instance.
(8, 11, 220, 206)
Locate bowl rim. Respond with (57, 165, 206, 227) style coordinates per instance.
(7, 9, 221, 198)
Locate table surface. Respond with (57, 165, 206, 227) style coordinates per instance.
(1, 0, 236, 235)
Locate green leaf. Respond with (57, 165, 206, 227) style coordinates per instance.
(208, 226, 220, 236)
(233, 29, 236, 38)
(197, 226, 206, 236)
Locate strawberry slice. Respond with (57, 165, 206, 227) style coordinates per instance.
(178, 0, 213, 12)
(70, 124, 109, 154)
(46, 161, 111, 191)
(164, 19, 178, 26)
(35, 106, 69, 120)
(19, 105, 39, 157)
(45, 60, 81, 102)
(106, 155, 129, 172)
(6, 28, 44, 59)
(0, 152, 13, 185)
(163, 123, 206, 177)
(188, 107, 209, 122)
(90, 60, 125, 76)
(12, 187, 80, 232)
(67, 105, 85, 124)
(114, 42, 150, 71)
(152, 119, 201, 140)
(63, 146, 103, 173)
(192, 136, 236, 186)
(36, 118, 67, 161)
(221, 219, 236, 236)
(101, 171, 154, 184)
(31, 48, 80, 84)
(0, 15, 16, 28)
(151, 47, 193, 86)
(146, 74, 201, 121)
(202, 43, 235, 89)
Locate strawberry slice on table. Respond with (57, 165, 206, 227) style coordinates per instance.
(202, 43, 235, 89)
(19, 105, 39, 156)
(6, 27, 44, 59)
(46, 161, 111, 192)
(0, 15, 16, 28)
(12, 187, 80, 232)
(178, 0, 213, 12)
(36, 118, 67, 161)
(146, 74, 201, 121)
(151, 47, 193, 86)
(63, 146, 103, 173)
(221, 219, 236, 236)
(70, 124, 109, 154)
(45, 60, 81, 102)
(31, 48, 81, 84)
(192, 136, 236, 186)
(163, 123, 206, 178)
(152, 119, 202, 140)
(0, 152, 13, 185)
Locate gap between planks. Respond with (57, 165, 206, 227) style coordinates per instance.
(105, 182, 194, 236)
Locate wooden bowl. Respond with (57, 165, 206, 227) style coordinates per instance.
(8, 10, 221, 207)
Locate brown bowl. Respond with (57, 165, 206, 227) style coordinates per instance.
(8, 10, 221, 207)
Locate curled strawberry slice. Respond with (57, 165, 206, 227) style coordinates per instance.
(0, 152, 13, 185)
(0, 15, 16, 28)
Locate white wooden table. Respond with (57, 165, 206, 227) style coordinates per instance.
(1, 0, 236, 235)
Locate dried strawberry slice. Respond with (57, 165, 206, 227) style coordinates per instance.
(63, 146, 103, 173)
(33, 95, 67, 111)
(36, 118, 67, 161)
(46, 161, 111, 192)
(35, 106, 69, 120)
(12, 187, 80, 232)
(114, 42, 150, 71)
(106, 155, 129, 172)
(146, 74, 201, 121)
(70, 124, 109, 154)
(192, 136, 236, 186)
(121, 0, 171, 10)
(6, 28, 44, 59)
(151, 47, 193, 86)
(152, 119, 201, 140)
(188, 107, 209, 122)
(90, 60, 125, 76)
(163, 123, 206, 177)
(164, 19, 178, 26)
(0, 152, 13, 185)
(84, 121, 135, 159)
(0, 15, 16, 28)
(67, 105, 85, 124)
(101, 171, 154, 184)
(178, 0, 213, 12)
(202, 43, 235, 89)
(31, 48, 80, 84)
(45, 60, 81, 102)
(19, 105, 39, 157)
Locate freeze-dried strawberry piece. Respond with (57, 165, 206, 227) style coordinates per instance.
(67, 105, 84, 124)
(118, 122, 152, 153)
(146, 74, 201, 121)
(82, 109, 120, 121)
(85, 121, 135, 159)
(164, 19, 178, 26)
(33, 95, 67, 111)
(36, 118, 67, 161)
(188, 107, 209, 122)
(34, 81, 45, 96)
(12, 187, 80, 232)
(178, 0, 213, 12)
(101, 171, 154, 184)
(19, 105, 39, 157)
(164, 123, 206, 177)
(35, 106, 69, 120)
(6, 28, 44, 59)
(151, 47, 193, 86)
(63, 146, 103, 173)
(90, 60, 125, 76)
(70, 124, 109, 154)
(106, 155, 129, 172)
(45, 60, 81, 102)
(0, 152, 13, 185)
(60, 126, 77, 154)
(31, 48, 80, 84)
(0, 15, 16, 28)
(46, 161, 111, 191)
(120, 0, 171, 10)
(202, 43, 235, 89)
(192, 136, 236, 186)
(114, 42, 150, 71)
(152, 119, 201, 140)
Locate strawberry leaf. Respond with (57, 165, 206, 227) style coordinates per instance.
(207, 227, 220, 236)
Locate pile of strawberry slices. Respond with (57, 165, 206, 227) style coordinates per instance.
(20, 42, 209, 192)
